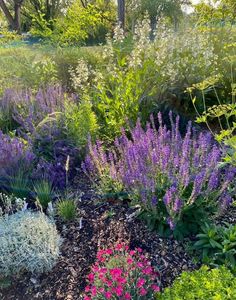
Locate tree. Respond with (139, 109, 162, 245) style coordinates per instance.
(194, 0, 236, 25)
(117, 0, 125, 29)
(54, 0, 116, 45)
(126, 0, 190, 32)
(0, 0, 24, 32)
(22, 0, 67, 32)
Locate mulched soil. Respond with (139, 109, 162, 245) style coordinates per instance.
(2, 173, 235, 300)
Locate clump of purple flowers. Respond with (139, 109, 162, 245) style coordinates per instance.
(0, 85, 79, 190)
(83, 112, 236, 237)
(0, 131, 35, 177)
(0, 85, 76, 135)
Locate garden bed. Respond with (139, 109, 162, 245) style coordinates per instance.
(1, 174, 198, 300)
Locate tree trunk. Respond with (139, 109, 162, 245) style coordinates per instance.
(0, 0, 15, 29)
(14, 2, 21, 33)
(117, 0, 125, 29)
(0, 0, 23, 33)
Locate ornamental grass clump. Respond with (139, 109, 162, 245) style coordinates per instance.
(84, 243, 160, 300)
(83, 112, 236, 238)
(57, 199, 77, 221)
(0, 211, 61, 277)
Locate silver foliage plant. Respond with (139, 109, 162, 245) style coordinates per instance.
(0, 211, 62, 277)
(0, 192, 27, 216)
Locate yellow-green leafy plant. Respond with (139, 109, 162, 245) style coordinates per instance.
(54, 1, 115, 46)
(64, 99, 99, 153)
(0, 30, 22, 46)
(0, 211, 61, 277)
(156, 266, 236, 300)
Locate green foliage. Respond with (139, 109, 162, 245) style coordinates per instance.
(7, 170, 30, 199)
(156, 265, 236, 300)
(69, 19, 236, 140)
(57, 199, 77, 221)
(24, 0, 64, 36)
(189, 78, 236, 166)
(52, 46, 103, 89)
(193, 222, 236, 273)
(126, 0, 185, 31)
(0, 47, 58, 92)
(92, 58, 156, 139)
(64, 99, 99, 152)
(0, 30, 22, 45)
(54, 1, 115, 46)
(194, 0, 236, 26)
(70, 20, 158, 139)
(0, 211, 61, 277)
(34, 180, 54, 209)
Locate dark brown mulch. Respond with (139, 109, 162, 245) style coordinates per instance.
(1, 176, 197, 300)
(216, 205, 236, 225)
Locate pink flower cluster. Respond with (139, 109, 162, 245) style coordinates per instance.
(84, 243, 160, 299)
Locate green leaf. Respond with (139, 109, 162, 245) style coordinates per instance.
(194, 239, 209, 247)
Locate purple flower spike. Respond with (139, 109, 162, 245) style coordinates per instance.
(83, 112, 236, 231)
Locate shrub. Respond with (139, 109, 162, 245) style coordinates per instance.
(156, 266, 236, 300)
(0, 211, 61, 277)
(84, 243, 160, 300)
(32, 158, 68, 190)
(57, 199, 77, 221)
(52, 46, 103, 90)
(0, 30, 21, 45)
(193, 222, 236, 273)
(83, 112, 236, 239)
(71, 20, 158, 140)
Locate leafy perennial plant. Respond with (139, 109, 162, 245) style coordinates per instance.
(83, 112, 236, 238)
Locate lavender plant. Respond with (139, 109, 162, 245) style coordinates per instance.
(0, 85, 84, 190)
(83, 112, 236, 239)
(0, 131, 35, 178)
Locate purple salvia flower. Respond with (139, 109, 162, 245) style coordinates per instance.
(83, 112, 236, 231)
(167, 217, 175, 230)
(151, 196, 157, 206)
(173, 198, 182, 213)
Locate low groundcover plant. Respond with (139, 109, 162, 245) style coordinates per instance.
(83, 112, 236, 238)
(0, 210, 61, 277)
(84, 243, 160, 300)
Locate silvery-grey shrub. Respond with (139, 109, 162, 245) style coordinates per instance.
(0, 211, 61, 277)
